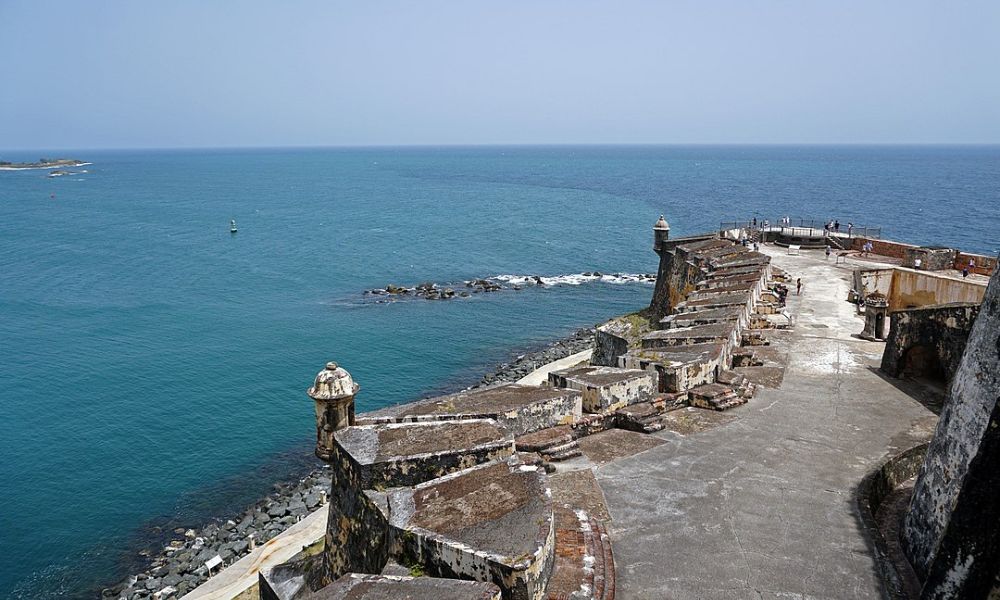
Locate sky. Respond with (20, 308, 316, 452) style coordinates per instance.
(1, 1, 999, 150)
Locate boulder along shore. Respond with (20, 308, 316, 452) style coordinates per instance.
(104, 326, 597, 599)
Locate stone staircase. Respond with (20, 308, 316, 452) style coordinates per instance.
(688, 382, 747, 411)
(515, 425, 582, 462)
(827, 235, 848, 251)
(614, 393, 687, 433)
(717, 370, 756, 399)
(615, 401, 668, 433)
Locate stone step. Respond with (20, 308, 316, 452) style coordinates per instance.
(614, 401, 672, 433)
(688, 383, 747, 411)
(716, 370, 748, 388)
(709, 395, 747, 410)
(741, 331, 770, 346)
(546, 446, 583, 462)
(542, 439, 579, 456)
(516, 425, 574, 453)
(637, 418, 666, 434)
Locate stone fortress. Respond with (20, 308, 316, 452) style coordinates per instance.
(178, 218, 999, 600)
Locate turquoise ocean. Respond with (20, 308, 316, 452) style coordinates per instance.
(1, 145, 998, 598)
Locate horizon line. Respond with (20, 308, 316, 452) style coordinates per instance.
(3, 141, 1000, 154)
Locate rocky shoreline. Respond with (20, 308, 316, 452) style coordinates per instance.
(364, 272, 655, 302)
(104, 327, 598, 599)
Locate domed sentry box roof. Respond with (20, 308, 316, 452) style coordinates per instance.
(865, 292, 889, 308)
(308, 362, 359, 401)
(654, 215, 670, 230)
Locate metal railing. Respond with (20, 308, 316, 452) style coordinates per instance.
(719, 217, 881, 240)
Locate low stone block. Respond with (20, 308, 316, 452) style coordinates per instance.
(619, 343, 725, 393)
(332, 419, 514, 490)
(361, 384, 582, 437)
(548, 365, 657, 413)
(386, 460, 555, 600)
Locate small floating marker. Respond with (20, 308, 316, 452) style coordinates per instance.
(230, 219, 238, 234)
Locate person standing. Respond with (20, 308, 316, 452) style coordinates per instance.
(796, 278, 802, 295)
(825, 246, 832, 260)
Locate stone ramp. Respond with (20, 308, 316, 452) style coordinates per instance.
(516, 425, 581, 463)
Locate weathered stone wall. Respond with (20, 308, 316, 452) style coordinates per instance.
(854, 268, 894, 299)
(953, 251, 998, 276)
(880, 304, 979, 381)
(902, 270, 1000, 596)
(494, 394, 582, 437)
(649, 241, 711, 319)
(322, 444, 391, 583)
(888, 268, 987, 311)
(593, 317, 643, 367)
(902, 247, 957, 271)
(851, 237, 919, 259)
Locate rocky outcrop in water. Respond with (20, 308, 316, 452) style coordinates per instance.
(365, 272, 655, 302)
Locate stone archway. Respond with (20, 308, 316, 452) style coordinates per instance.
(902, 345, 947, 386)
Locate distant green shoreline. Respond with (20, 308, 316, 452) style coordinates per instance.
(0, 158, 89, 170)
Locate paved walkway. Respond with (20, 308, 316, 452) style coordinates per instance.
(597, 246, 937, 599)
(517, 349, 592, 386)
(184, 506, 327, 600)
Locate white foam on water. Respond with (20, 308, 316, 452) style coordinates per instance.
(491, 272, 655, 286)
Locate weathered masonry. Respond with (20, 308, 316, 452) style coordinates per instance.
(259, 215, 788, 599)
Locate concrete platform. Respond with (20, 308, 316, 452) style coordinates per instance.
(332, 420, 513, 489)
(313, 573, 501, 599)
(386, 460, 554, 600)
(597, 244, 937, 599)
(361, 383, 582, 437)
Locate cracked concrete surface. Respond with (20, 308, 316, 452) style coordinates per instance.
(598, 246, 937, 599)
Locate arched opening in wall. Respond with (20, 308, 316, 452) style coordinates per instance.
(901, 344, 948, 392)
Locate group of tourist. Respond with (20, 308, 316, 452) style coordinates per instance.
(963, 258, 977, 278)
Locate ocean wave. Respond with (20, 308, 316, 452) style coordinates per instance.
(491, 272, 655, 286)
(0, 162, 93, 171)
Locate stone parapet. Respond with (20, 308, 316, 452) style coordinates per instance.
(547, 365, 657, 413)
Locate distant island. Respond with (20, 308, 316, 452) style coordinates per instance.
(0, 158, 90, 171)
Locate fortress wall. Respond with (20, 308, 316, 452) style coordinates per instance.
(851, 237, 918, 259)
(902, 270, 1000, 597)
(880, 303, 979, 380)
(888, 268, 987, 310)
(853, 268, 894, 299)
(953, 251, 998, 275)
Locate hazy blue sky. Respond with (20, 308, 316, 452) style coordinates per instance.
(2, 1, 998, 150)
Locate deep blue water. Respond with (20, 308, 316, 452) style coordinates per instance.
(1, 145, 998, 598)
